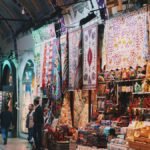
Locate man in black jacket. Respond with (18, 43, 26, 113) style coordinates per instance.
(0, 105, 13, 145)
(33, 97, 44, 150)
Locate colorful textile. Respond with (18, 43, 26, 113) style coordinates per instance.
(68, 28, 82, 90)
(103, 7, 148, 70)
(51, 38, 61, 100)
(41, 40, 53, 88)
(60, 34, 68, 92)
(58, 92, 72, 126)
(38, 24, 56, 42)
(59, 17, 67, 33)
(74, 90, 89, 128)
(83, 24, 98, 89)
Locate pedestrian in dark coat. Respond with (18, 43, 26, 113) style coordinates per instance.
(33, 97, 44, 150)
(0, 105, 13, 145)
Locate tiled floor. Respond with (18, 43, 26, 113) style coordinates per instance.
(0, 138, 31, 150)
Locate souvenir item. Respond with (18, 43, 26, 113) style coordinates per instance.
(122, 68, 129, 80)
(134, 82, 142, 93)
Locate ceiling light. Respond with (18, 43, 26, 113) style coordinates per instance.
(22, 7, 25, 15)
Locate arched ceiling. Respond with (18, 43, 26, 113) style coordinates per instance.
(0, 0, 87, 39)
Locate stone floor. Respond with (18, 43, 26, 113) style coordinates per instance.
(0, 138, 31, 150)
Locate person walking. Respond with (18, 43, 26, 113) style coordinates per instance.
(33, 97, 44, 150)
(0, 105, 13, 145)
(26, 104, 34, 144)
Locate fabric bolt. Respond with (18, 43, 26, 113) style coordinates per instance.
(51, 38, 61, 100)
(68, 28, 82, 90)
(83, 23, 98, 89)
(60, 34, 68, 92)
(102, 7, 148, 70)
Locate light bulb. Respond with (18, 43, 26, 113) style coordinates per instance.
(22, 7, 25, 15)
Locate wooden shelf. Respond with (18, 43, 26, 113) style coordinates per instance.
(99, 79, 143, 84)
(115, 79, 143, 83)
(133, 92, 150, 95)
(132, 107, 150, 110)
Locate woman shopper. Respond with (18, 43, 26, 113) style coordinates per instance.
(26, 104, 34, 144)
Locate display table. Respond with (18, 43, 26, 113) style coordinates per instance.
(107, 143, 129, 150)
(77, 145, 107, 150)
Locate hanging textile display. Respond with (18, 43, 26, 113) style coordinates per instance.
(103, 7, 148, 70)
(51, 38, 61, 100)
(74, 90, 89, 128)
(58, 92, 72, 127)
(34, 45, 42, 90)
(68, 28, 82, 90)
(32, 24, 56, 89)
(83, 23, 98, 89)
(32, 30, 43, 94)
(41, 41, 53, 88)
(38, 23, 56, 42)
(60, 34, 68, 92)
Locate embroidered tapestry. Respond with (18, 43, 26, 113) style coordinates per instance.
(51, 38, 61, 100)
(60, 34, 68, 92)
(68, 28, 82, 90)
(103, 7, 148, 70)
(83, 24, 98, 89)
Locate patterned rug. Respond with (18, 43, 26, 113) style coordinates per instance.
(83, 23, 98, 89)
(102, 7, 148, 70)
(60, 34, 68, 92)
(68, 28, 82, 90)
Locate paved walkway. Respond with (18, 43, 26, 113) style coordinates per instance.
(0, 138, 31, 150)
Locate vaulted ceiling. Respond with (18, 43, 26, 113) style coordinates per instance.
(0, 0, 148, 40)
(0, 0, 83, 39)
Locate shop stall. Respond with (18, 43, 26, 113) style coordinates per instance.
(29, 3, 150, 150)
